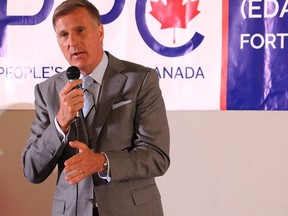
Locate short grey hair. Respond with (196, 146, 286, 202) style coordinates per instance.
(52, 0, 101, 27)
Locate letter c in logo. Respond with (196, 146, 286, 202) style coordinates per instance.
(135, 0, 205, 57)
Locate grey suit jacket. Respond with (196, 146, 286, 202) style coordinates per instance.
(22, 52, 170, 216)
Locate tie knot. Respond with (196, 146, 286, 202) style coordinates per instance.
(82, 76, 94, 90)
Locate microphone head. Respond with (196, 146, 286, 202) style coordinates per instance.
(66, 66, 80, 80)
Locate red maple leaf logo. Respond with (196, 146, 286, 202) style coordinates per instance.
(150, 0, 200, 43)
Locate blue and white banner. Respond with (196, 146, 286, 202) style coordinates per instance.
(224, 0, 288, 110)
(2, 0, 285, 110)
(0, 0, 222, 110)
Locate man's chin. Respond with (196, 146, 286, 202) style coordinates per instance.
(71, 64, 91, 75)
(69, 61, 83, 69)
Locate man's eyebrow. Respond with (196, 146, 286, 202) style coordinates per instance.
(74, 25, 86, 29)
(57, 29, 67, 35)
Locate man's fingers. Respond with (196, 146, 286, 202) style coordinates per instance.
(65, 168, 85, 185)
(69, 141, 89, 151)
(64, 142, 89, 170)
(62, 79, 83, 94)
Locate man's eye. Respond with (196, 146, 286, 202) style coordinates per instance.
(76, 28, 85, 34)
(60, 32, 68, 38)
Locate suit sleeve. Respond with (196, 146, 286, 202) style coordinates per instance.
(105, 69, 170, 182)
(22, 84, 66, 183)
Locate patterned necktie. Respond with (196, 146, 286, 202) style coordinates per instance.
(82, 76, 95, 118)
(82, 76, 100, 131)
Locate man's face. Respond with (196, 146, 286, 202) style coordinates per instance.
(54, 7, 104, 75)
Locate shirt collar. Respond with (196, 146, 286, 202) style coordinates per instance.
(81, 52, 108, 85)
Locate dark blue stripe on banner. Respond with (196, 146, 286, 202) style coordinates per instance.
(227, 1, 288, 110)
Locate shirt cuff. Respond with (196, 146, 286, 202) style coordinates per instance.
(54, 118, 70, 143)
(98, 152, 111, 182)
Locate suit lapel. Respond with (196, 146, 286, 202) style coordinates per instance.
(90, 54, 127, 151)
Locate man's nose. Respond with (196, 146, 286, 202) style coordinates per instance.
(68, 33, 79, 47)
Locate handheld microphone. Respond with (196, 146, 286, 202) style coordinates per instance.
(66, 66, 81, 215)
(66, 66, 81, 117)
(67, 66, 81, 84)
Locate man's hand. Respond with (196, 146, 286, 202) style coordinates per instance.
(64, 141, 106, 185)
(56, 79, 83, 132)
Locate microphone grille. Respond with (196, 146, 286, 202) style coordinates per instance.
(66, 66, 80, 80)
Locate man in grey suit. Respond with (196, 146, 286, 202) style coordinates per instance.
(22, 0, 170, 215)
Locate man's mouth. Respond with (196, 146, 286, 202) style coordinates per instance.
(72, 51, 84, 57)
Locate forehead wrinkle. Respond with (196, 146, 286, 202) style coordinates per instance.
(56, 24, 85, 34)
